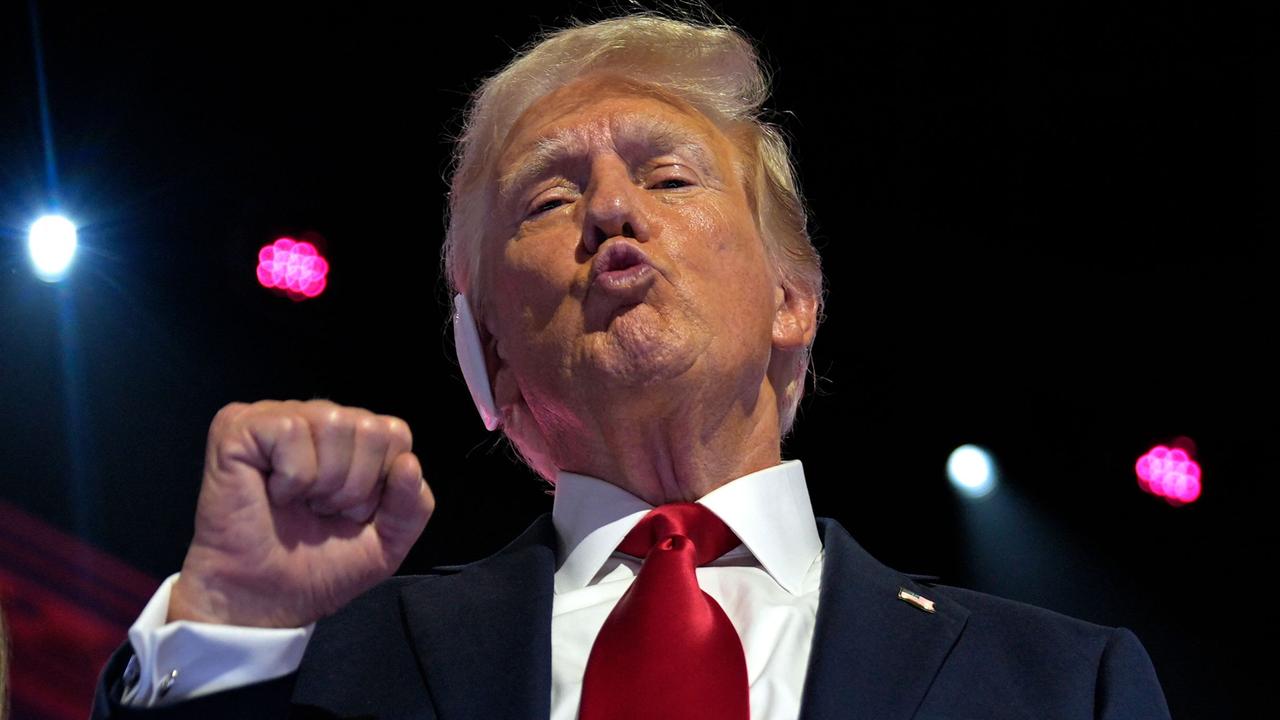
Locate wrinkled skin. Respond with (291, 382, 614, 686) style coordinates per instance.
(479, 73, 817, 504)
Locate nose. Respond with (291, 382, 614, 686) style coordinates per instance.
(581, 160, 650, 255)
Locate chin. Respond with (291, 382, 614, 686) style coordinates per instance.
(581, 304, 708, 388)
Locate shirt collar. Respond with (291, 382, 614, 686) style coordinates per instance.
(551, 460, 820, 596)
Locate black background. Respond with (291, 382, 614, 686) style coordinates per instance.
(0, 1, 1264, 716)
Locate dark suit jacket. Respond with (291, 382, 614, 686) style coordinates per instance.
(93, 515, 1171, 719)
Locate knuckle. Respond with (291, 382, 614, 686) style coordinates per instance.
(216, 401, 248, 419)
(268, 413, 302, 439)
(316, 411, 354, 441)
(384, 417, 413, 449)
(353, 414, 389, 447)
(209, 402, 248, 435)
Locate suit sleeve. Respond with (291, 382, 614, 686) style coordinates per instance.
(1094, 627, 1172, 720)
(92, 642, 298, 720)
(89, 573, 312, 719)
(119, 574, 313, 705)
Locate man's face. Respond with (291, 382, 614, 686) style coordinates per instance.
(479, 73, 785, 432)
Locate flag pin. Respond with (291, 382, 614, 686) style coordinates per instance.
(898, 588, 936, 613)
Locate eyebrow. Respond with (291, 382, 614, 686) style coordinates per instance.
(496, 115, 722, 202)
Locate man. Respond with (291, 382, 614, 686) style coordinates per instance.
(93, 11, 1171, 719)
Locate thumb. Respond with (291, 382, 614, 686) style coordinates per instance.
(372, 452, 434, 564)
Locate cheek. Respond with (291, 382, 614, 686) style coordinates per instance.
(486, 237, 584, 349)
(686, 204, 731, 251)
(669, 201, 771, 288)
(683, 202, 778, 339)
(496, 237, 575, 304)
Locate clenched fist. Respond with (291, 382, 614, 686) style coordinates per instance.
(168, 400, 434, 628)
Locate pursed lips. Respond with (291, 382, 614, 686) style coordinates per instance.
(587, 241, 660, 298)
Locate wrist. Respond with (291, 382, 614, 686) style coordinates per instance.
(167, 572, 231, 625)
(168, 566, 313, 629)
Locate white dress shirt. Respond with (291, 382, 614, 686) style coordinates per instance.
(123, 460, 824, 719)
(550, 460, 824, 720)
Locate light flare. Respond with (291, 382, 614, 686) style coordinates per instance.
(256, 237, 329, 299)
(1135, 444, 1202, 505)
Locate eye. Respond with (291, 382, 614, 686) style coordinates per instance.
(650, 178, 692, 190)
(647, 164, 698, 190)
(528, 198, 568, 217)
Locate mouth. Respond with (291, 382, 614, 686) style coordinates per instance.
(589, 242, 657, 295)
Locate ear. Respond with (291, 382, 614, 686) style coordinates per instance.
(771, 280, 818, 352)
(462, 295, 560, 479)
(452, 293, 500, 430)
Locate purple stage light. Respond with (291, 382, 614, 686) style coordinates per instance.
(1136, 444, 1202, 506)
(257, 237, 329, 299)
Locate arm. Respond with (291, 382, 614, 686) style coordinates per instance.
(93, 642, 296, 720)
(92, 400, 433, 717)
(92, 574, 312, 717)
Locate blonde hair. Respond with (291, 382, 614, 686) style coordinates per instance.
(442, 10, 823, 443)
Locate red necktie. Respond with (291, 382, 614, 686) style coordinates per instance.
(579, 503, 750, 720)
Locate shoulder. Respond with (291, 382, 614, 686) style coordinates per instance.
(814, 517, 1170, 718)
(818, 516, 1126, 660)
(927, 582, 1118, 658)
(924, 582, 1162, 688)
(916, 584, 1168, 718)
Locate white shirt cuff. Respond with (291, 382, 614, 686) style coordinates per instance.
(121, 573, 315, 707)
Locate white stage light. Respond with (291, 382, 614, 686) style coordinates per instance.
(948, 444, 998, 499)
(28, 214, 78, 282)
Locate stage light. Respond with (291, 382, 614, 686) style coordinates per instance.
(27, 214, 77, 282)
(1135, 444, 1201, 506)
(948, 444, 998, 499)
(256, 237, 329, 299)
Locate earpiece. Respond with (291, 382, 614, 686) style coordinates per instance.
(452, 293, 500, 431)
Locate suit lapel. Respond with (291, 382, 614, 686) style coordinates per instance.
(400, 515, 557, 720)
(397, 513, 967, 720)
(798, 518, 970, 720)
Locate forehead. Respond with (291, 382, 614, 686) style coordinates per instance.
(496, 75, 735, 184)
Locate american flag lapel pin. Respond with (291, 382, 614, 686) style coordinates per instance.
(897, 587, 936, 613)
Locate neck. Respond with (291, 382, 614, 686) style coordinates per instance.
(545, 376, 784, 505)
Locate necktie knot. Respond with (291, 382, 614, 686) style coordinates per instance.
(619, 502, 741, 565)
(582, 501, 750, 720)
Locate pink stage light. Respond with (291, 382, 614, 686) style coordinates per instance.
(256, 237, 329, 299)
(1135, 444, 1202, 506)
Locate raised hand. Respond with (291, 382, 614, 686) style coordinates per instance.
(167, 399, 434, 628)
